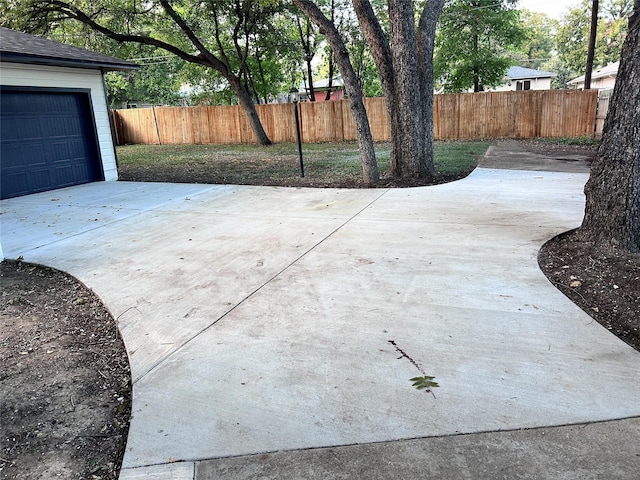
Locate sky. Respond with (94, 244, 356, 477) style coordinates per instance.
(518, 0, 582, 19)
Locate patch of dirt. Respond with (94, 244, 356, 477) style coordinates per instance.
(1, 138, 637, 479)
(0, 261, 131, 479)
(539, 230, 640, 351)
(118, 164, 474, 190)
(520, 138, 639, 351)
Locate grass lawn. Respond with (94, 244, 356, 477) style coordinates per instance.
(116, 141, 492, 188)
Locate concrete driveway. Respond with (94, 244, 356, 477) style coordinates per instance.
(2, 160, 640, 478)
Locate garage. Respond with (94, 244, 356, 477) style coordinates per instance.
(1, 87, 103, 199)
(0, 27, 137, 200)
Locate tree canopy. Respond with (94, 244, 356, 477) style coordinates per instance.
(556, 0, 631, 75)
(2, 0, 299, 145)
(514, 10, 558, 70)
(434, 0, 526, 92)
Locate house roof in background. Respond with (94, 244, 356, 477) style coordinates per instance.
(0, 27, 138, 71)
(506, 66, 556, 79)
(313, 75, 344, 89)
(300, 75, 344, 92)
(568, 61, 619, 84)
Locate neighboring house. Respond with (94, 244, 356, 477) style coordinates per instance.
(490, 66, 556, 92)
(567, 61, 619, 90)
(0, 27, 137, 200)
(300, 75, 345, 102)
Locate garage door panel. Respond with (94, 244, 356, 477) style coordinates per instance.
(1, 168, 53, 197)
(48, 141, 72, 162)
(3, 117, 42, 141)
(1, 172, 29, 197)
(1, 89, 103, 199)
(30, 168, 54, 192)
(3, 142, 50, 170)
(41, 116, 84, 138)
(1, 144, 27, 169)
(24, 145, 48, 168)
(54, 165, 77, 187)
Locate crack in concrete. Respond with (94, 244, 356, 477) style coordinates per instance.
(388, 340, 425, 375)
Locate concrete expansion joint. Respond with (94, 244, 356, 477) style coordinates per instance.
(130, 189, 391, 385)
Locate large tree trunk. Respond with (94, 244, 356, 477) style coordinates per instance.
(579, 0, 640, 252)
(228, 75, 272, 146)
(388, 0, 425, 178)
(293, 0, 379, 183)
(354, 0, 441, 179)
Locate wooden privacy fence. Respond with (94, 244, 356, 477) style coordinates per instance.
(112, 89, 598, 146)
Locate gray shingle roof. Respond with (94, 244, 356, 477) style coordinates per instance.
(0, 27, 138, 71)
(506, 66, 556, 80)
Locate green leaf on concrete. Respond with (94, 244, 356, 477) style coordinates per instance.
(410, 376, 439, 391)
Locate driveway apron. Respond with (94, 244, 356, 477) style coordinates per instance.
(2, 169, 639, 476)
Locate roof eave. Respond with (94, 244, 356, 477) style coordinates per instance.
(0, 52, 139, 72)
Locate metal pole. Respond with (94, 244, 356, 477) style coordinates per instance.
(294, 101, 304, 178)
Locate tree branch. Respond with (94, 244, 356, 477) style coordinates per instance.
(158, 0, 229, 75)
(352, 0, 393, 92)
(30, 1, 232, 73)
(212, 9, 231, 68)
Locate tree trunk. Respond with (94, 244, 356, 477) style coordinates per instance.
(388, 0, 424, 178)
(306, 56, 317, 101)
(579, 0, 640, 252)
(472, 32, 481, 92)
(293, 0, 379, 183)
(298, 17, 317, 101)
(417, 0, 444, 178)
(325, 0, 336, 102)
(352, 0, 400, 174)
(228, 75, 272, 146)
(325, 51, 335, 101)
(355, 0, 440, 179)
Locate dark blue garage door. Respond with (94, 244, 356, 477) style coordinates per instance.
(1, 88, 103, 199)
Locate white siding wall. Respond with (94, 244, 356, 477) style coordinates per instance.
(0, 62, 118, 181)
(491, 77, 552, 92)
(568, 76, 617, 90)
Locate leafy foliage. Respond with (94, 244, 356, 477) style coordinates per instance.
(555, 0, 630, 76)
(107, 55, 184, 107)
(434, 0, 526, 92)
(514, 10, 558, 70)
(1, 0, 303, 144)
